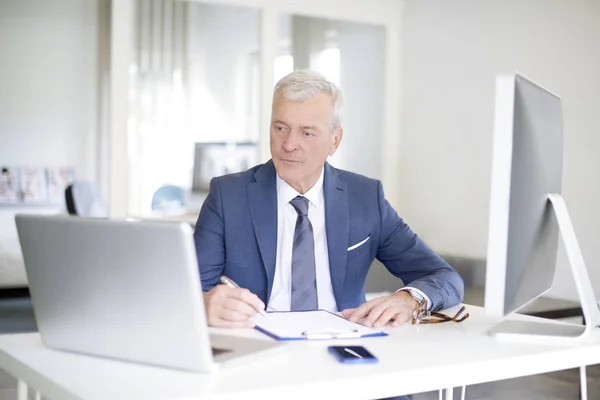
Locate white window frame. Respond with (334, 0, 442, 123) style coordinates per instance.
(108, 0, 404, 217)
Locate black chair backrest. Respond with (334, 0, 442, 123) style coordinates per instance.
(65, 185, 77, 215)
(64, 181, 107, 218)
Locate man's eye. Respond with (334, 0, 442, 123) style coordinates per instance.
(303, 131, 313, 137)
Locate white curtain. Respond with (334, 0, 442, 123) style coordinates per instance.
(129, 0, 190, 214)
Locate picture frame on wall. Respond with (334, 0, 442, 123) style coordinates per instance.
(191, 142, 258, 192)
(0, 165, 76, 206)
(19, 167, 48, 204)
(47, 167, 76, 204)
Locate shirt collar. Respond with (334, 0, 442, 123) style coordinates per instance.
(276, 168, 324, 208)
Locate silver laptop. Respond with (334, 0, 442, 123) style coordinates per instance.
(15, 214, 280, 372)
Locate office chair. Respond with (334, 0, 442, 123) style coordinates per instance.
(151, 185, 186, 213)
(65, 181, 108, 218)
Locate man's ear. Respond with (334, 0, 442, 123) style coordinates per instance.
(329, 127, 343, 156)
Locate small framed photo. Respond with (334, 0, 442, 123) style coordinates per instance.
(19, 167, 48, 204)
(46, 167, 76, 205)
(0, 166, 19, 204)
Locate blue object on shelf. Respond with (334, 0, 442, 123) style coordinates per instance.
(151, 185, 186, 211)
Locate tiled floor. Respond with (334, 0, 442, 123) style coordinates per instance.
(0, 292, 597, 400)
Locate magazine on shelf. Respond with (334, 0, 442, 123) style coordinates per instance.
(19, 167, 48, 203)
(0, 166, 19, 204)
(47, 167, 75, 204)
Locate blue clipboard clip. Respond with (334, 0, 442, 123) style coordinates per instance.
(302, 329, 362, 340)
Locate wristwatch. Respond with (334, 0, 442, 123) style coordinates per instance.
(403, 289, 428, 325)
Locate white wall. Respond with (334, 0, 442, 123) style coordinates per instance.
(400, 0, 600, 300)
(187, 3, 261, 143)
(337, 23, 386, 180)
(0, 0, 102, 182)
(289, 16, 386, 180)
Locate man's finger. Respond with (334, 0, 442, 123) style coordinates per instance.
(230, 288, 266, 314)
(220, 304, 255, 322)
(341, 308, 356, 318)
(373, 308, 398, 328)
(391, 309, 412, 327)
(362, 301, 392, 327)
(347, 303, 374, 323)
(348, 297, 385, 323)
(223, 298, 259, 318)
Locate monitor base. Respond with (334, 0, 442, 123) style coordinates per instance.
(488, 193, 600, 341)
(489, 319, 587, 340)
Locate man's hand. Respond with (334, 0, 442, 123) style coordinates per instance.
(203, 285, 266, 328)
(341, 291, 418, 328)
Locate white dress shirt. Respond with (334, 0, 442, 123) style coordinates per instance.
(268, 170, 337, 312)
(267, 169, 432, 312)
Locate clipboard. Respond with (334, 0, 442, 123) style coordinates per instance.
(252, 310, 388, 341)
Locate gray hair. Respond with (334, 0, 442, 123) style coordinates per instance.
(273, 70, 343, 132)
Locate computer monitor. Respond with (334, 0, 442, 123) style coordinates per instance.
(484, 73, 600, 340)
(191, 142, 258, 192)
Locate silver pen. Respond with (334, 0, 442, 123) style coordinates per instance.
(219, 275, 271, 319)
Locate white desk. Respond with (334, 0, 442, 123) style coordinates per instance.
(0, 305, 598, 400)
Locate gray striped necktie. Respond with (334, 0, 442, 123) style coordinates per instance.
(289, 196, 318, 311)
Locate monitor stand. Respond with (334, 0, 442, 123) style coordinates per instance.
(489, 193, 600, 341)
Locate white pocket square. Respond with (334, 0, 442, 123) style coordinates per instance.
(347, 236, 370, 251)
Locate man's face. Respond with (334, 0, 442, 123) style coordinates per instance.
(270, 92, 342, 193)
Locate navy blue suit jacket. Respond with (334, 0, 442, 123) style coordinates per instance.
(194, 160, 463, 311)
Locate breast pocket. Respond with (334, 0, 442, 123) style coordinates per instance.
(347, 235, 371, 258)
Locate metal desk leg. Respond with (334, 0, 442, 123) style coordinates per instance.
(444, 387, 454, 400)
(17, 380, 27, 400)
(580, 365, 587, 400)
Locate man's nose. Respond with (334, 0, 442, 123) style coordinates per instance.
(282, 132, 300, 152)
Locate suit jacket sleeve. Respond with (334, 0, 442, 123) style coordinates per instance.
(193, 178, 226, 291)
(375, 181, 464, 310)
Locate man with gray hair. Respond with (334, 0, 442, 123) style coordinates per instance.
(194, 70, 463, 331)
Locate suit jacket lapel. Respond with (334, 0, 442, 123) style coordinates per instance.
(323, 162, 349, 310)
(247, 160, 278, 302)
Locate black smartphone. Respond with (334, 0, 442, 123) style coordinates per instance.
(328, 345, 378, 364)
